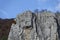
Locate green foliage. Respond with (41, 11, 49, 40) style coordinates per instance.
(1, 36, 7, 40)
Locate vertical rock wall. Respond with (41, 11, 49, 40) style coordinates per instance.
(8, 11, 58, 40)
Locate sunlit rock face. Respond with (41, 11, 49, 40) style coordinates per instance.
(37, 11, 58, 40)
(8, 10, 58, 40)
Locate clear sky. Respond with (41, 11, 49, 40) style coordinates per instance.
(0, 0, 60, 18)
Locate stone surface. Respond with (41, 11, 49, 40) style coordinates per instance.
(8, 10, 58, 40)
(55, 13, 60, 40)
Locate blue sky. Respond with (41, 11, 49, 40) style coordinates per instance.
(0, 0, 60, 18)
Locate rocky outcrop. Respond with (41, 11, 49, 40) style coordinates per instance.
(8, 10, 59, 40)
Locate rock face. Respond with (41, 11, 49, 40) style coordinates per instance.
(55, 13, 60, 40)
(8, 10, 58, 40)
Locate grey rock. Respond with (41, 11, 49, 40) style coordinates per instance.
(55, 13, 60, 40)
(8, 10, 58, 40)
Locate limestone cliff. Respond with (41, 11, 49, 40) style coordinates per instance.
(8, 10, 59, 40)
